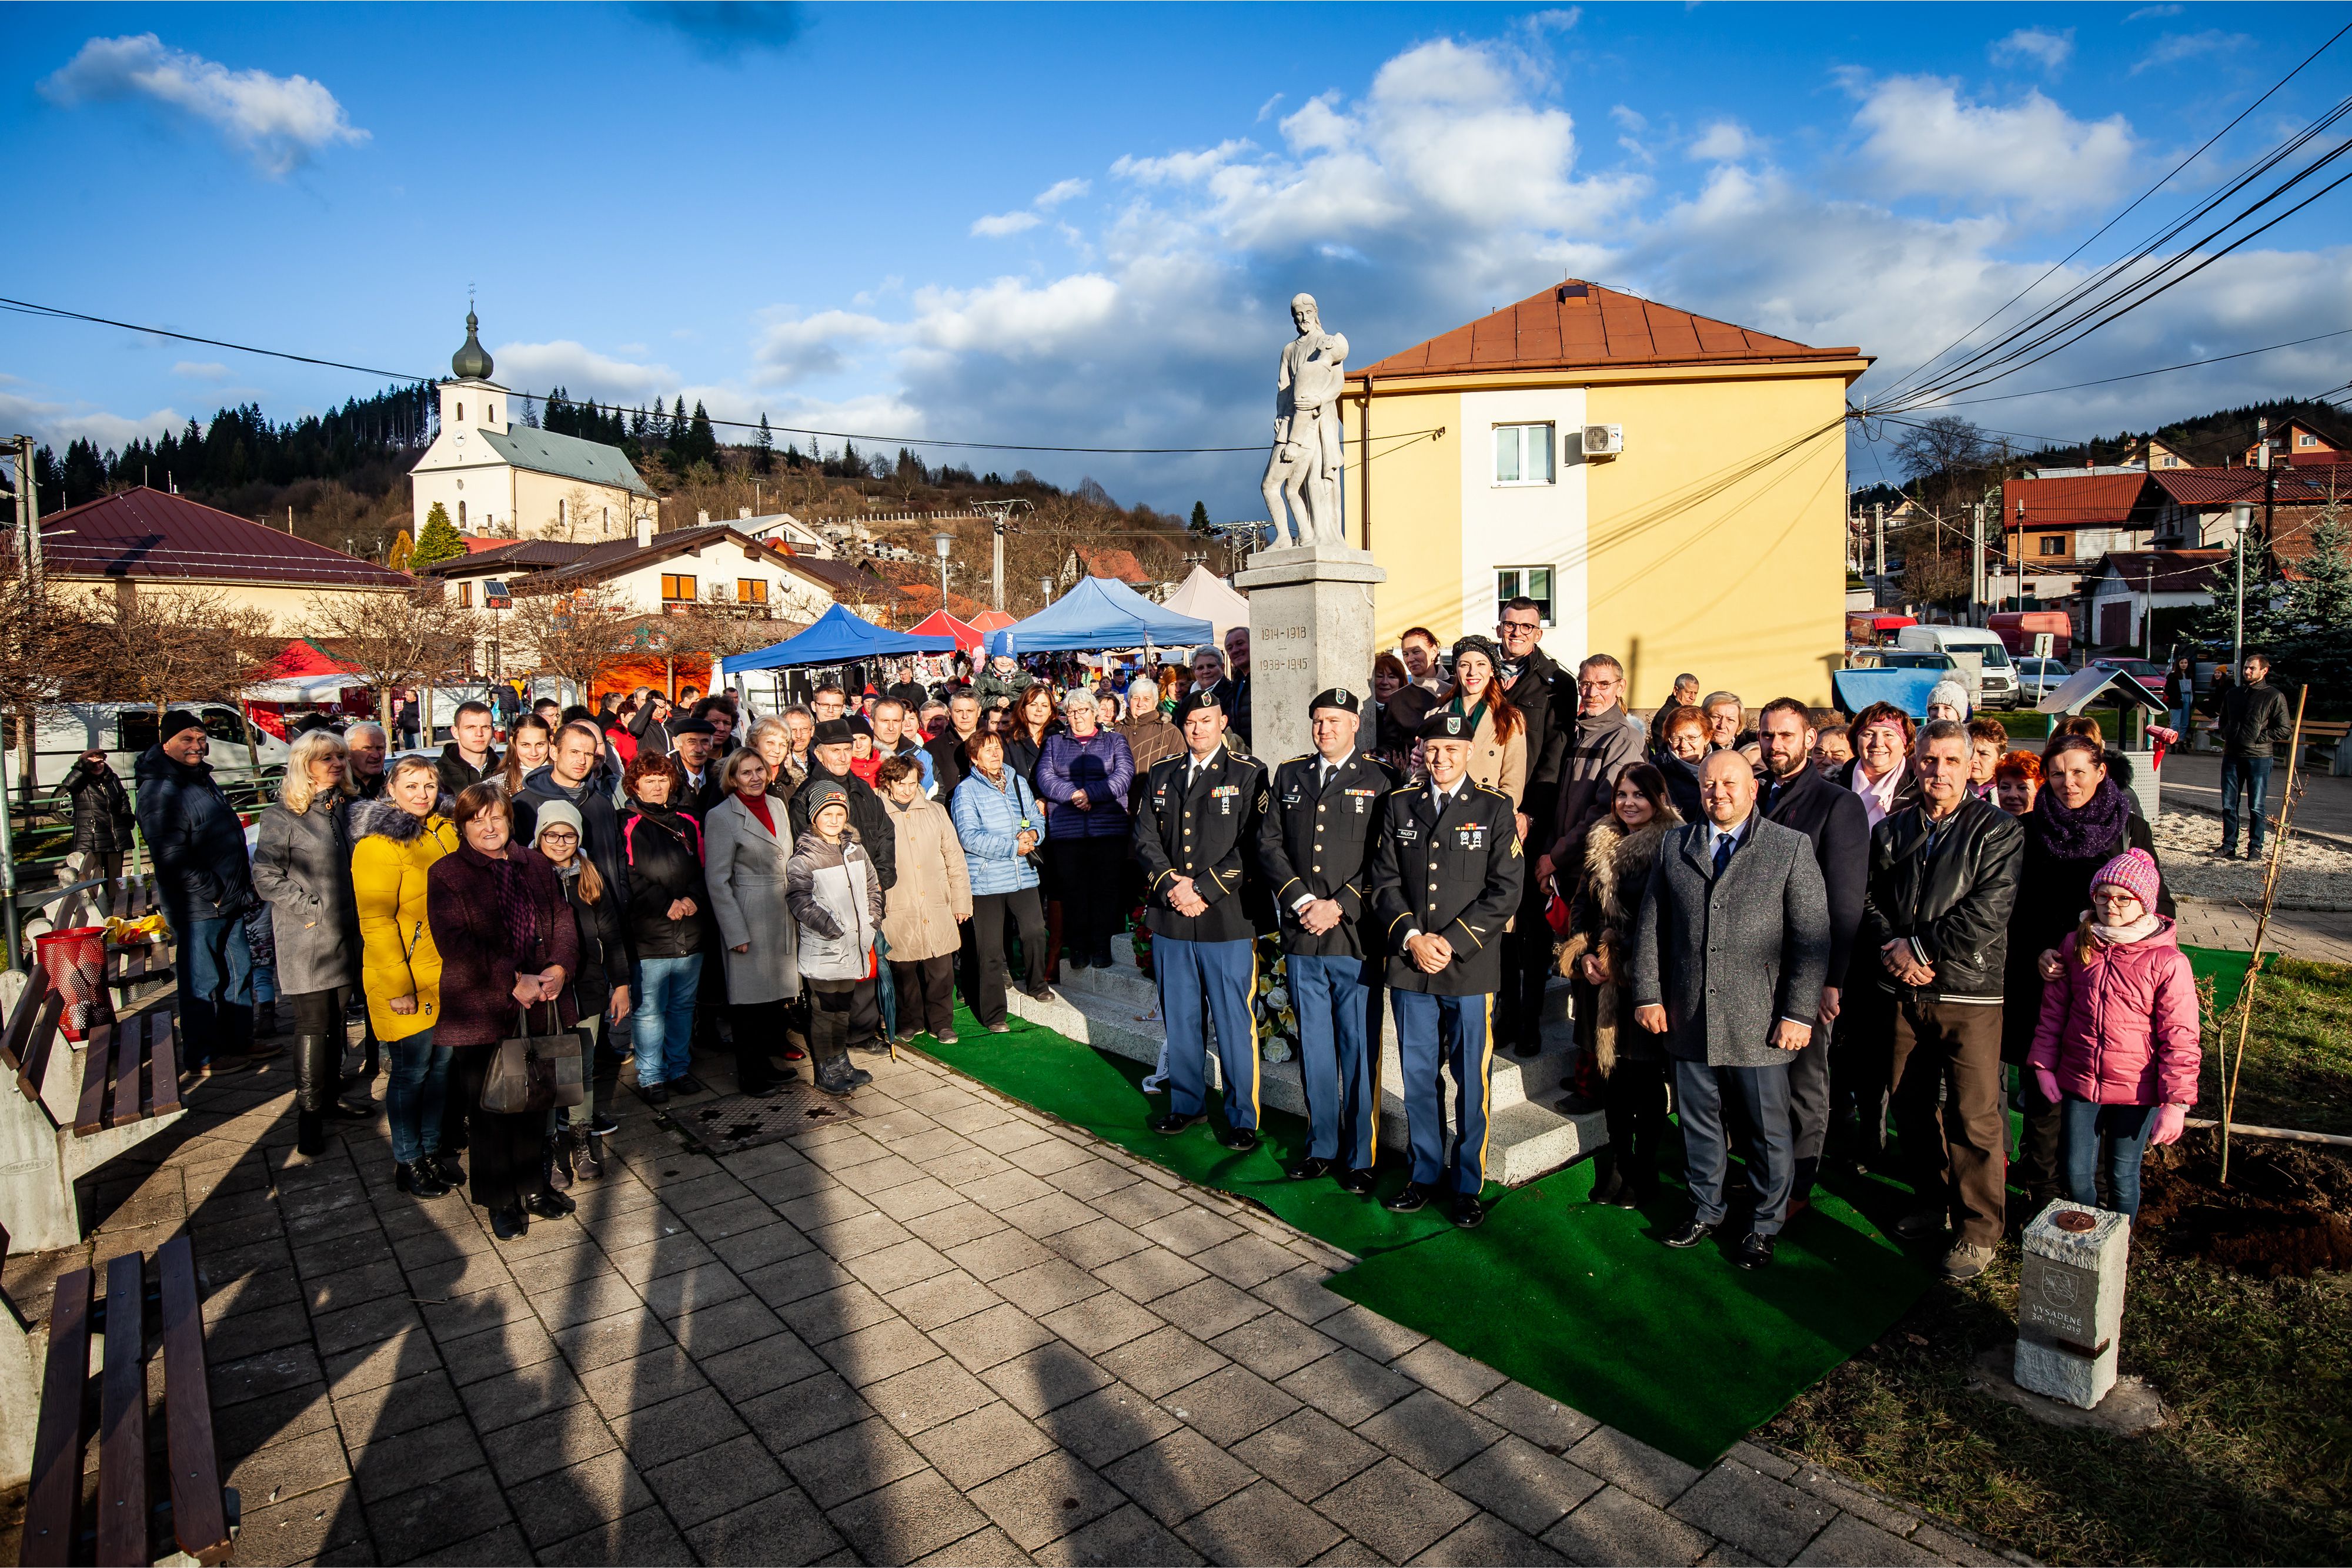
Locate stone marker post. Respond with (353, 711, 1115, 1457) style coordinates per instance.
(1234, 544, 1387, 769)
(2014, 1200, 2130, 1409)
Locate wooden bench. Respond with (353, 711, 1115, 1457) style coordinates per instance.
(102, 880, 175, 1011)
(0, 968, 186, 1255)
(16, 1235, 237, 1565)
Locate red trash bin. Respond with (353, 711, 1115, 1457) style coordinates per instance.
(36, 925, 115, 1042)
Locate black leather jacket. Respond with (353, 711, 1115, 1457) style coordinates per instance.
(1859, 795, 2024, 1003)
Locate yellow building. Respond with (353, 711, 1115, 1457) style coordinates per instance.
(1342, 279, 1869, 707)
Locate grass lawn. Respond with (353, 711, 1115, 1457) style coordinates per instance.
(2200, 957, 2352, 1138)
(1764, 1242, 2351, 1565)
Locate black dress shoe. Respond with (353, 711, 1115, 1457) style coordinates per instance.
(642, 1082, 670, 1106)
(1451, 1195, 1488, 1229)
(1384, 1182, 1433, 1213)
(1735, 1232, 1776, 1271)
(1151, 1111, 1204, 1136)
(670, 1074, 707, 1095)
(1338, 1167, 1377, 1195)
(1287, 1157, 1334, 1181)
(1218, 1126, 1259, 1153)
(431, 1151, 466, 1188)
(327, 1099, 374, 1120)
(490, 1205, 528, 1240)
(1662, 1218, 1716, 1249)
(526, 1188, 576, 1219)
(1609, 1185, 1644, 1211)
(393, 1161, 450, 1199)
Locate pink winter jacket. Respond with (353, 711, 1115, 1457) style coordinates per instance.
(2027, 917, 2201, 1106)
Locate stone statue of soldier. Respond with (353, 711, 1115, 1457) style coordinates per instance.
(1262, 293, 1350, 547)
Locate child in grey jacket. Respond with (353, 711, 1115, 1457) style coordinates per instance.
(786, 779, 886, 1096)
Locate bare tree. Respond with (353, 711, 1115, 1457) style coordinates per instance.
(1891, 415, 1993, 519)
(0, 558, 103, 798)
(299, 586, 483, 732)
(504, 583, 639, 706)
(73, 586, 278, 770)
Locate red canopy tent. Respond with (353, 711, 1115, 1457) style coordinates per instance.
(968, 609, 1015, 632)
(910, 609, 984, 652)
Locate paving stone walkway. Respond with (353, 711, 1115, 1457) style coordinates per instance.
(2, 1042, 2018, 1567)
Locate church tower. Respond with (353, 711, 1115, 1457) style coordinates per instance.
(439, 310, 509, 436)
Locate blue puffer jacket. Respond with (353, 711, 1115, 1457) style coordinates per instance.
(951, 765, 1043, 897)
(1035, 729, 1135, 840)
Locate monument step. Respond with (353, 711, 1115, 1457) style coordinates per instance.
(1004, 963, 1601, 1188)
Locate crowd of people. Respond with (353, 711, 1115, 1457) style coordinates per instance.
(97, 598, 2244, 1258)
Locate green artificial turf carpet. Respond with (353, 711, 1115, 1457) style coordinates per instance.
(2184, 943, 2256, 1010)
(915, 1003, 1933, 1467)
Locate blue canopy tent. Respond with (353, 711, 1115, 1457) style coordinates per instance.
(1829, 667, 1946, 718)
(719, 603, 958, 677)
(981, 576, 1214, 656)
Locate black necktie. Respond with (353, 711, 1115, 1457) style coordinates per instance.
(1713, 831, 1734, 878)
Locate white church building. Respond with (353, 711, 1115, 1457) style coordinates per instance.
(409, 312, 658, 543)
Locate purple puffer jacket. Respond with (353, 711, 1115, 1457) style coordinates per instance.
(2027, 917, 2201, 1106)
(1035, 728, 1136, 840)
(426, 842, 582, 1048)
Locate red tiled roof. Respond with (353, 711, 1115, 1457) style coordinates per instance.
(1352, 279, 1862, 380)
(41, 487, 412, 589)
(2007, 473, 2156, 528)
(2090, 549, 2230, 594)
(2150, 463, 2352, 509)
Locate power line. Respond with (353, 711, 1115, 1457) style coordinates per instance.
(4, 292, 1437, 459)
(1929, 325, 2352, 407)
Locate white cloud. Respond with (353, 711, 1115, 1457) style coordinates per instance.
(2126, 5, 2184, 19)
(970, 210, 1043, 238)
(753, 310, 892, 384)
(2133, 30, 2249, 73)
(0, 390, 183, 454)
(489, 340, 676, 402)
(39, 34, 368, 177)
(1688, 120, 1757, 162)
(1991, 27, 2074, 72)
(1034, 178, 1091, 209)
(1848, 74, 2133, 210)
(171, 360, 231, 381)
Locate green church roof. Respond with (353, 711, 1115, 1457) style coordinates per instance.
(480, 426, 655, 497)
(451, 310, 495, 380)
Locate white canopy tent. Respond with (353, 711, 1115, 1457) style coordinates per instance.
(1162, 564, 1250, 648)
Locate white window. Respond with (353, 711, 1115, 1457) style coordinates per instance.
(2299, 432, 2319, 447)
(1496, 567, 1555, 626)
(1494, 423, 1555, 486)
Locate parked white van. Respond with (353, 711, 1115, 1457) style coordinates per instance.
(3, 702, 290, 798)
(1893, 626, 2020, 710)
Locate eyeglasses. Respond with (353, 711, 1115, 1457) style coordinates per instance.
(540, 830, 579, 844)
(1499, 620, 1541, 635)
(1576, 678, 1621, 691)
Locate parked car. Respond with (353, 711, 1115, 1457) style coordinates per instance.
(3, 701, 289, 798)
(2016, 656, 2073, 700)
(1846, 648, 1960, 673)
(2092, 657, 2168, 685)
(1894, 626, 2021, 710)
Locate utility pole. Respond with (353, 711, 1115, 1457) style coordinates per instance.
(1873, 502, 1885, 579)
(2233, 501, 2252, 675)
(1970, 501, 1986, 624)
(968, 499, 1031, 614)
(12, 434, 41, 578)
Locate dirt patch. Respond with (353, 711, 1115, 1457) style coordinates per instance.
(2137, 1127, 2352, 1278)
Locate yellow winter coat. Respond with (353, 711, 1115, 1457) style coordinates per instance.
(350, 798, 459, 1042)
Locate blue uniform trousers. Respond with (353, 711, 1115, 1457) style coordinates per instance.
(1287, 953, 1379, 1169)
(1391, 989, 1494, 1195)
(1673, 1057, 1796, 1235)
(1155, 935, 1259, 1129)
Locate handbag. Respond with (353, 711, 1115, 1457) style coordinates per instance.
(480, 1000, 584, 1114)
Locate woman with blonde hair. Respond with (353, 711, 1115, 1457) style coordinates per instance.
(703, 747, 799, 1096)
(253, 728, 366, 1155)
(353, 754, 463, 1198)
(749, 715, 802, 797)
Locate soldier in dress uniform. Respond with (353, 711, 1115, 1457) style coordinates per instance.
(1257, 688, 1398, 1192)
(1132, 689, 1271, 1149)
(1367, 709, 1526, 1228)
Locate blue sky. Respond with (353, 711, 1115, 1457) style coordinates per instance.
(7, 2, 2351, 516)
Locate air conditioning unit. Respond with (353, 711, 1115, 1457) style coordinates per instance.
(1580, 424, 1624, 459)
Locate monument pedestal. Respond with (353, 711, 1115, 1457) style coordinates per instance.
(1233, 544, 1386, 765)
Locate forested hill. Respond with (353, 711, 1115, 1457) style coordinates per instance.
(2033, 396, 2349, 470)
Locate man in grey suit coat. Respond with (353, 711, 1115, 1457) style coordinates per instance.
(1633, 750, 1832, 1269)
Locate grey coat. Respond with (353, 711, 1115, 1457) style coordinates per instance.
(702, 793, 800, 1004)
(1631, 814, 1830, 1069)
(252, 794, 362, 994)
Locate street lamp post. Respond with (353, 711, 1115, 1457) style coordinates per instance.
(2231, 501, 2253, 676)
(1038, 576, 1054, 608)
(932, 530, 953, 611)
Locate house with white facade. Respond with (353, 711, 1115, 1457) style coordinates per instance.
(408, 313, 658, 543)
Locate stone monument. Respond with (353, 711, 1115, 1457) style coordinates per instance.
(2014, 1199, 2131, 1409)
(1238, 292, 1385, 768)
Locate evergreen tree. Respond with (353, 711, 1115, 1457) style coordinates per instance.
(412, 502, 467, 566)
(686, 402, 718, 467)
(387, 530, 416, 570)
(2281, 508, 2352, 697)
(753, 414, 775, 475)
(1189, 501, 1212, 534)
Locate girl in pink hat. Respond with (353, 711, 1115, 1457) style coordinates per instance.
(2026, 848, 2200, 1218)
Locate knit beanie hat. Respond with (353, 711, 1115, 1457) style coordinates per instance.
(1925, 679, 1971, 719)
(2090, 847, 2161, 910)
(531, 799, 586, 847)
(159, 710, 205, 743)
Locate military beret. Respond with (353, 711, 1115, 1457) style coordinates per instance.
(1173, 689, 1226, 720)
(1309, 687, 1361, 716)
(812, 718, 856, 747)
(1419, 709, 1474, 742)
